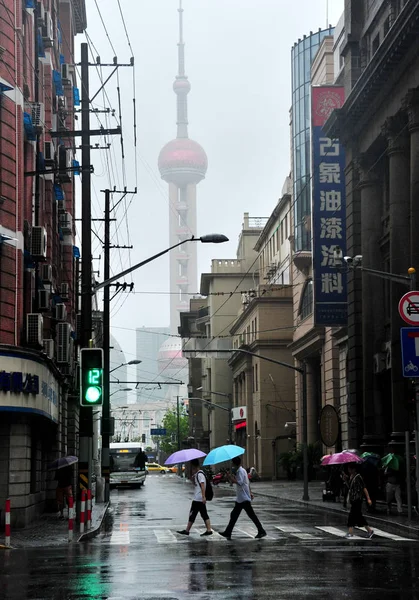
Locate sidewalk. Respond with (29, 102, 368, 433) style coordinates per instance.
(248, 479, 419, 539)
(1, 500, 108, 549)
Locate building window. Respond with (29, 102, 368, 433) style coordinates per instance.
(255, 363, 258, 392)
(299, 278, 313, 320)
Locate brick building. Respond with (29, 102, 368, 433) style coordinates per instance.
(0, 0, 86, 526)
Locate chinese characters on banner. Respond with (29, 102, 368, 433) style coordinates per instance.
(311, 87, 347, 326)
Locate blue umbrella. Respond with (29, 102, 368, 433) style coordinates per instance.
(48, 455, 78, 471)
(164, 448, 206, 465)
(203, 444, 245, 466)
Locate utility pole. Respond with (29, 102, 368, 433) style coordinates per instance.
(101, 188, 136, 502)
(79, 42, 93, 497)
(102, 189, 111, 502)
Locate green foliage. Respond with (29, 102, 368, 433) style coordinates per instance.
(278, 443, 322, 480)
(154, 406, 189, 454)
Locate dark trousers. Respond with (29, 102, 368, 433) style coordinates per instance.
(224, 501, 264, 535)
(188, 500, 209, 524)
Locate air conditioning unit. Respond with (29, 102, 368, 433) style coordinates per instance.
(59, 212, 72, 235)
(31, 226, 47, 259)
(38, 289, 51, 311)
(26, 313, 43, 345)
(42, 11, 54, 46)
(43, 339, 55, 359)
(31, 102, 45, 132)
(61, 63, 71, 83)
(373, 352, 385, 374)
(58, 146, 72, 182)
(385, 342, 392, 370)
(44, 141, 55, 165)
(56, 322, 72, 364)
(54, 303, 67, 321)
(60, 282, 69, 300)
(41, 263, 52, 282)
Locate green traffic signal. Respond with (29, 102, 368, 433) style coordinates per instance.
(80, 349, 104, 406)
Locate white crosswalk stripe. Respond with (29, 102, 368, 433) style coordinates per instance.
(355, 527, 412, 541)
(109, 531, 130, 545)
(316, 526, 365, 540)
(154, 529, 178, 544)
(275, 525, 303, 533)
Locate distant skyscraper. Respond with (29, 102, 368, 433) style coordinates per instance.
(110, 335, 128, 407)
(158, 0, 207, 335)
(135, 327, 170, 402)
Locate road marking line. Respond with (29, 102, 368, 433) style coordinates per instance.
(292, 533, 321, 540)
(109, 531, 130, 545)
(356, 527, 414, 541)
(275, 526, 301, 533)
(316, 526, 364, 540)
(154, 530, 178, 543)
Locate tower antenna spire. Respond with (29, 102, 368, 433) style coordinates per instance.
(174, 0, 189, 137)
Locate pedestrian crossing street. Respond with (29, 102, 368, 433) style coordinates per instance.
(103, 522, 416, 546)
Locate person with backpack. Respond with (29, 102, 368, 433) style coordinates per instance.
(177, 458, 213, 537)
(219, 456, 266, 540)
(346, 463, 374, 539)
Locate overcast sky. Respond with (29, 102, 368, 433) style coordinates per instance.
(79, 0, 344, 382)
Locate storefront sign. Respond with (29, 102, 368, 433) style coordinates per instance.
(312, 86, 347, 326)
(0, 353, 60, 422)
(232, 406, 247, 422)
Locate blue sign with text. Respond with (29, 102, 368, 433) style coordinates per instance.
(150, 428, 166, 436)
(401, 327, 419, 377)
(312, 87, 347, 326)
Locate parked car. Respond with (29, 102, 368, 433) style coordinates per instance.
(146, 462, 171, 474)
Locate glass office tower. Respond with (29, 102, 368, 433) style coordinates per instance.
(291, 27, 334, 252)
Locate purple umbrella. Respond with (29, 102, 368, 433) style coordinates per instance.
(48, 455, 78, 471)
(164, 448, 207, 465)
(328, 451, 363, 465)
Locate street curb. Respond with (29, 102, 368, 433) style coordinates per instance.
(254, 489, 419, 539)
(77, 502, 109, 542)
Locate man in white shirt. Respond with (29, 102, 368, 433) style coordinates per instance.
(220, 456, 266, 540)
(177, 458, 213, 536)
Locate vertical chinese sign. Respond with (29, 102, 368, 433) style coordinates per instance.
(312, 86, 347, 326)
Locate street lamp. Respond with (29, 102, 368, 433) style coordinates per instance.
(184, 347, 309, 501)
(189, 396, 233, 444)
(109, 360, 142, 374)
(109, 387, 132, 397)
(98, 233, 228, 502)
(195, 387, 233, 443)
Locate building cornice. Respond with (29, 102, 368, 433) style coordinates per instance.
(325, 2, 419, 140)
(230, 293, 293, 335)
(288, 328, 325, 359)
(254, 194, 291, 251)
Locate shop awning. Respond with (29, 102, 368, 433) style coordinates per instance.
(235, 421, 246, 430)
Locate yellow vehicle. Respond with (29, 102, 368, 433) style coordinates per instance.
(146, 462, 171, 474)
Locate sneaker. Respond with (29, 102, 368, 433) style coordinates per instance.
(177, 530, 189, 536)
(255, 530, 267, 539)
(367, 530, 374, 539)
(200, 530, 213, 536)
(219, 531, 231, 540)
(345, 533, 354, 539)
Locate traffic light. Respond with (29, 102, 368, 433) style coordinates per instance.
(80, 348, 104, 406)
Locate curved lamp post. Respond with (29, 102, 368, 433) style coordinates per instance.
(99, 233, 228, 501)
(109, 359, 142, 374)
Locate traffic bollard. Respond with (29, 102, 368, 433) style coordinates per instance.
(80, 490, 86, 534)
(87, 489, 92, 531)
(5, 499, 10, 547)
(68, 496, 74, 542)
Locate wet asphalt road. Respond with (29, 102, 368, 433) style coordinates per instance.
(1, 475, 419, 599)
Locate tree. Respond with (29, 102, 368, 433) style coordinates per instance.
(154, 406, 189, 454)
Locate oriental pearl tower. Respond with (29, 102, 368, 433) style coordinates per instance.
(158, 0, 208, 336)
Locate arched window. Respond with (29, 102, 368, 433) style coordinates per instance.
(298, 278, 313, 320)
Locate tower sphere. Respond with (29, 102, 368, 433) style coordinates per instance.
(173, 78, 191, 94)
(158, 138, 208, 185)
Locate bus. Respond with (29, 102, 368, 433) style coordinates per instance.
(109, 442, 147, 488)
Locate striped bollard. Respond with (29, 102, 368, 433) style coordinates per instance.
(87, 489, 92, 531)
(80, 490, 86, 534)
(5, 499, 10, 547)
(68, 496, 74, 542)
